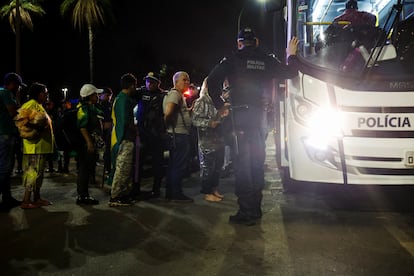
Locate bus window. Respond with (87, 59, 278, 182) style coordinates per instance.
(294, 0, 414, 76)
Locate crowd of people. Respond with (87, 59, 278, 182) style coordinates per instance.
(0, 27, 299, 226)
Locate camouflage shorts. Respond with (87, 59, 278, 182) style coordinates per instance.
(111, 140, 135, 198)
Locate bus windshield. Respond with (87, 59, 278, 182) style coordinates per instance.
(295, 0, 414, 77)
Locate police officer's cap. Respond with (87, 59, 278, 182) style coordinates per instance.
(237, 27, 257, 42)
(144, 72, 161, 83)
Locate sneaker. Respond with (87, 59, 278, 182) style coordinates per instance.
(229, 213, 256, 226)
(108, 197, 132, 207)
(76, 196, 99, 205)
(168, 194, 194, 203)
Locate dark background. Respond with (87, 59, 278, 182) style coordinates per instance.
(1, 0, 275, 101)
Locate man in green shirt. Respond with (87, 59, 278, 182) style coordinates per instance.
(109, 73, 137, 207)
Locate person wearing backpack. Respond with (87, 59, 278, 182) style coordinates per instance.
(75, 84, 104, 205)
(133, 72, 166, 199)
(163, 71, 193, 202)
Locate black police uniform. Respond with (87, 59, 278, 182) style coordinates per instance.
(207, 36, 298, 224)
(135, 86, 166, 196)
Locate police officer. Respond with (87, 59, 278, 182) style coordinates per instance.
(134, 72, 166, 198)
(207, 27, 299, 225)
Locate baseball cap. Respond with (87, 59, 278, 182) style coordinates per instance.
(144, 72, 161, 83)
(80, 84, 103, 98)
(237, 27, 257, 41)
(3, 72, 26, 87)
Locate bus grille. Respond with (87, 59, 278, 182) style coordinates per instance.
(356, 167, 414, 175)
(351, 130, 414, 138)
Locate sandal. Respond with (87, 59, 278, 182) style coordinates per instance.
(35, 199, 52, 206)
(20, 202, 40, 209)
(213, 191, 224, 199)
(204, 194, 222, 202)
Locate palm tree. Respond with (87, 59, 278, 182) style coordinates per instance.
(0, 0, 46, 74)
(60, 0, 112, 83)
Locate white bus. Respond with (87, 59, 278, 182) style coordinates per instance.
(273, 0, 414, 188)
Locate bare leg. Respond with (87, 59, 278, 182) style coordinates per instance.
(20, 190, 39, 209)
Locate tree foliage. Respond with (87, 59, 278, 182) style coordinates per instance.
(60, 0, 112, 31)
(0, 0, 46, 33)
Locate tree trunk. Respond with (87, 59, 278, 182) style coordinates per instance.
(88, 25, 94, 83)
(15, 0, 21, 74)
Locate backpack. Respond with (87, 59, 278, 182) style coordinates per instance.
(54, 108, 83, 151)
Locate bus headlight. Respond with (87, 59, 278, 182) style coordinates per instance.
(292, 97, 344, 149)
(307, 107, 344, 146)
(302, 108, 343, 169)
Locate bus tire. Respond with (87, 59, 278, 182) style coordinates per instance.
(280, 167, 296, 193)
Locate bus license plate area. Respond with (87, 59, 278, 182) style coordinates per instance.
(405, 151, 414, 167)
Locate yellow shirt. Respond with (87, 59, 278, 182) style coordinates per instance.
(20, 99, 54, 154)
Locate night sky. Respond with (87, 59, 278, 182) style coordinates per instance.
(1, 0, 274, 100)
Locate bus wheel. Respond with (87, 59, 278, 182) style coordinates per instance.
(280, 167, 295, 193)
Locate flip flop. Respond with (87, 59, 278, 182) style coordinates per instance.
(20, 202, 40, 209)
(213, 191, 224, 199)
(204, 194, 222, 202)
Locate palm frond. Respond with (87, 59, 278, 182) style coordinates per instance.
(0, 0, 45, 33)
(60, 0, 76, 16)
(61, 0, 112, 31)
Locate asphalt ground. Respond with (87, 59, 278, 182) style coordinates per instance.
(3, 133, 414, 276)
(1, 135, 290, 276)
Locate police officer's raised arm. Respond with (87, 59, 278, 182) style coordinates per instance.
(207, 58, 230, 110)
(274, 37, 300, 80)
